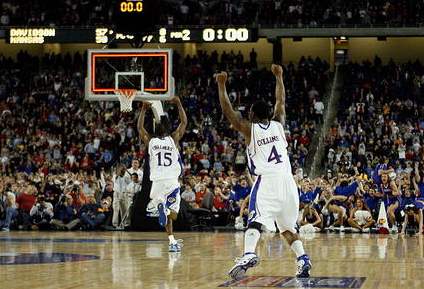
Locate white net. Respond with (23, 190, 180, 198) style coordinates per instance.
(116, 89, 137, 112)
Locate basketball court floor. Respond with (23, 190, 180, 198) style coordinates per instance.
(0, 231, 423, 289)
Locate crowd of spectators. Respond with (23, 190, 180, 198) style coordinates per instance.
(325, 59, 424, 176)
(2, 0, 424, 27)
(295, 162, 424, 235)
(318, 58, 424, 234)
(1, 48, 423, 235)
(0, 49, 327, 231)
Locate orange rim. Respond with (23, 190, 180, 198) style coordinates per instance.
(115, 89, 137, 98)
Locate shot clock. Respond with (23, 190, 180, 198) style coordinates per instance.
(119, 0, 144, 13)
(114, 0, 160, 33)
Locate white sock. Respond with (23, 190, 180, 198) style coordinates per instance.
(291, 240, 305, 258)
(244, 228, 261, 254)
(168, 235, 176, 244)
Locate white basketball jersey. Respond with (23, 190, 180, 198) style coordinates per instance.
(148, 136, 182, 181)
(247, 120, 291, 176)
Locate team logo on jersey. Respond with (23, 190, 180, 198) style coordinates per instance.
(248, 210, 256, 220)
(167, 197, 176, 204)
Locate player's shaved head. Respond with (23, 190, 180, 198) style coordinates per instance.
(250, 100, 271, 122)
(155, 115, 171, 137)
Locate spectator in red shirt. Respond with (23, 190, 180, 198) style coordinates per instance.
(299, 131, 310, 146)
(195, 183, 214, 209)
(16, 185, 37, 229)
(16, 185, 37, 212)
(80, 154, 93, 170)
(195, 184, 207, 208)
(213, 186, 228, 211)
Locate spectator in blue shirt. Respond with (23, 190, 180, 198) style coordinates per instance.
(334, 176, 358, 197)
(372, 156, 393, 186)
(51, 195, 79, 230)
(232, 177, 251, 202)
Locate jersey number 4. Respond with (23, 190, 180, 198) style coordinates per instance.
(156, 152, 172, 166)
(267, 145, 283, 164)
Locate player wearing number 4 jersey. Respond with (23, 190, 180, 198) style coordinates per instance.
(216, 64, 311, 280)
(138, 97, 187, 252)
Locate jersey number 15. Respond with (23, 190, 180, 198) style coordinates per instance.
(156, 152, 172, 167)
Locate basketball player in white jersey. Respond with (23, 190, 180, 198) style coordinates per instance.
(216, 65, 312, 279)
(138, 97, 187, 252)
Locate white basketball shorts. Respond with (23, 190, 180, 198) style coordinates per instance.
(150, 178, 181, 213)
(248, 174, 299, 234)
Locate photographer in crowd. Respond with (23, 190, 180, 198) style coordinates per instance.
(29, 196, 54, 230)
(51, 194, 79, 230)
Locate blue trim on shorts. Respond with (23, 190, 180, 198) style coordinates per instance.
(248, 175, 262, 224)
(165, 187, 180, 209)
(247, 156, 257, 176)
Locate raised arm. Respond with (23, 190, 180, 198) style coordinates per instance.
(390, 180, 400, 196)
(239, 195, 250, 218)
(271, 64, 286, 124)
(414, 162, 421, 183)
(170, 96, 187, 143)
(215, 72, 251, 143)
(137, 102, 152, 145)
(412, 176, 420, 197)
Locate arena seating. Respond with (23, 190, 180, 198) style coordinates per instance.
(0, 50, 328, 231)
(325, 58, 424, 174)
(2, 0, 424, 27)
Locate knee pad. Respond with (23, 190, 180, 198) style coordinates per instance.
(247, 221, 263, 232)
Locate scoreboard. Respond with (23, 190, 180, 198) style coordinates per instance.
(5, 0, 259, 44)
(6, 27, 258, 44)
(114, 0, 160, 33)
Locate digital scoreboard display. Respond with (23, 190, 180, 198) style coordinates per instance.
(6, 0, 258, 44)
(6, 27, 258, 44)
(118, 0, 144, 13)
(114, 0, 160, 33)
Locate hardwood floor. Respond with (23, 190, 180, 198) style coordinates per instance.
(1, 231, 423, 289)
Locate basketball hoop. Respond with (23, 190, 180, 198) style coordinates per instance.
(115, 89, 137, 112)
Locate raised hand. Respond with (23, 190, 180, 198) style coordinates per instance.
(141, 101, 152, 110)
(167, 96, 181, 104)
(271, 64, 283, 77)
(215, 72, 228, 85)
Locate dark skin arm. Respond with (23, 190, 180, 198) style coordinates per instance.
(170, 96, 188, 144)
(215, 72, 251, 144)
(271, 64, 286, 125)
(137, 102, 152, 145)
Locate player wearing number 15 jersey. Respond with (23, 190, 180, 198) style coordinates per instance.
(138, 97, 187, 252)
(216, 65, 311, 280)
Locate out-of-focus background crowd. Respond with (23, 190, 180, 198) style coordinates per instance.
(1, 0, 424, 235)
